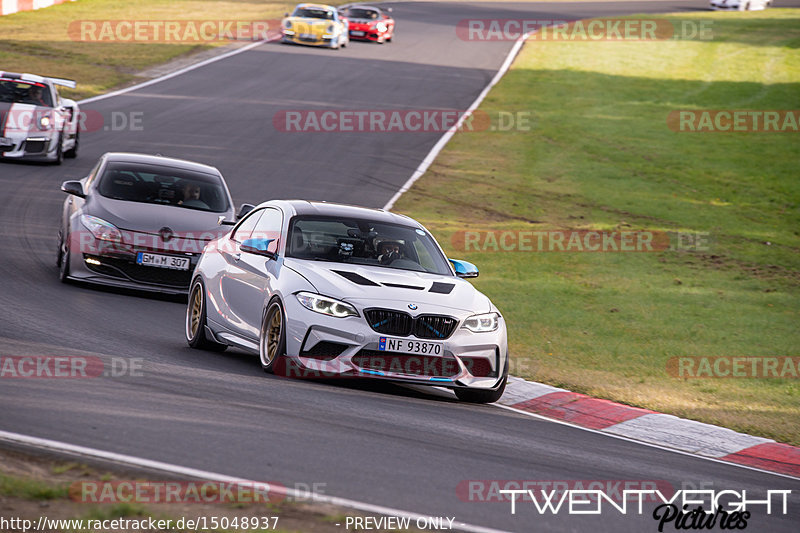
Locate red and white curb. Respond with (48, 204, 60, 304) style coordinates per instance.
(498, 377, 800, 478)
(1, 0, 75, 17)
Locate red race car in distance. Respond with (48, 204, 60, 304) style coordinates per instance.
(340, 5, 395, 43)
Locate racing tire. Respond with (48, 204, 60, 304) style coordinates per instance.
(58, 232, 71, 283)
(259, 299, 286, 373)
(64, 131, 79, 159)
(186, 278, 227, 352)
(51, 132, 64, 165)
(454, 367, 508, 404)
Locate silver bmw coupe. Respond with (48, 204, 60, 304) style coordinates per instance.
(186, 200, 508, 403)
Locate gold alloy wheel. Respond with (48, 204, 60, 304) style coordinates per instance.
(267, 305, 283, 362)
(261, 304, 283, 367)
(188, 285, 202, 339)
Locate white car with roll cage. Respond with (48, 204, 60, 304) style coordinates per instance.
(0, 71, 80, 164)
(186, 200, 509, 403)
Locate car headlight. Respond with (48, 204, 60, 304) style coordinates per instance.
(284, 20, 292, 29)
(296, 292, 358, 318)
(38, 114, 52, 130)
(80, 214, 122, 243)
(376, 22, 387, 32)
(462, 312, 499, 333)
(327, 24, 335, 33)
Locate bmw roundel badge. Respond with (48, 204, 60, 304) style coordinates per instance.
(408, 304, 418, 310)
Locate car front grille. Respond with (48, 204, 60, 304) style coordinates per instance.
(353, 349, 460, 377)
(364, 309, 457, 339)
(83, 255, 192, 288)
(459, 356, 496, 378)
(300, 341, 348, 360)
(23, 140, 46, 153)
(414, 315, 458, 339)
(364, 309, 413, 336)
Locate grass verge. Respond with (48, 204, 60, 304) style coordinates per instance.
(395, 10, 800, 445)
(0, 447, 421, 532)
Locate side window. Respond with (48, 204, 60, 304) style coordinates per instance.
(231, 209, 264, 243)
(412, 239, 437, 272)
(250, 208, 283, 253)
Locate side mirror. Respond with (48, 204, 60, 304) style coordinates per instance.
(449, 258, 479, 278)
(237, 203, 255, 220)
(284, 12, 289, 17)
(61, 180, 85, 198)
(241, 238, 278, 260)
(61, 98, 77, 119)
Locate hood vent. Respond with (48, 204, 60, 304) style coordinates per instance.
(382, 282, 424, 291)
(332, 270, 380, 286)
(428, 282, 455, 294)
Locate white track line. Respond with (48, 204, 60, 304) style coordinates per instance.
(494, 404, 800, 482)
(381, 31, 531, 211)
(0, 430, 510, 533)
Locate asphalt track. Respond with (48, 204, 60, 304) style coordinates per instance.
(1, 2, 799, 531)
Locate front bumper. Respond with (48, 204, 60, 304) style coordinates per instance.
(281, 31, 337, 47)
(278, 296, 508, 390)
(348, 27, 383, 42)
(0, 134, 58, 161)
(65, 235, 202, 293)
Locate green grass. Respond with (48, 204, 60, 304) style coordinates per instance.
(0, 473, 69, 500)
(395, 10, 800, 444)
(0, 0, 343, 100)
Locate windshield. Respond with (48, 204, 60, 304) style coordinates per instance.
(344, 8, 379, 19)
(0, 79, 53, 107)
(97, 161, 230, 213)
(292, 8, 334, 19)
(287, 216, 452, 276)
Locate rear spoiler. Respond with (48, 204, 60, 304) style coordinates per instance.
(45, 77, 77, 89)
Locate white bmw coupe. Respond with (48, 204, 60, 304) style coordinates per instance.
(186, 200, 508, 403)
